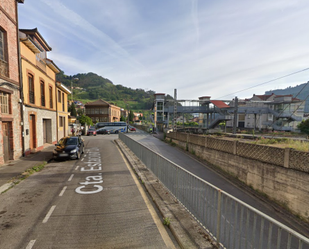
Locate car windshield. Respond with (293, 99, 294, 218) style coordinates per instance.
(89, 128, 95, 131)
(59, 137, 78, 146)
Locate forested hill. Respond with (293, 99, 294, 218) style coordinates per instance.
(56, 71, 158, 110)
(265, 82, 309, 112)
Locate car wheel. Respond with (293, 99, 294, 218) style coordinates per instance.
(115, 130, 119, 134)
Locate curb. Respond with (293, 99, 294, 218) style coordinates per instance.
(115, 139, 215, 249)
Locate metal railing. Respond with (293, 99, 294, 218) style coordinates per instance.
(119, 133, 309, 249)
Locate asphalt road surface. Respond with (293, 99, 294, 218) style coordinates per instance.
(0, 135, 179, 249)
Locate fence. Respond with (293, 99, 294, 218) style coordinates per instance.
(119, 133, 309, 249)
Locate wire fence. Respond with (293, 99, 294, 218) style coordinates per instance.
(119, 133, 309, 249)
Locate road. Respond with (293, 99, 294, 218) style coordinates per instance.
(0, 135, 179, 249)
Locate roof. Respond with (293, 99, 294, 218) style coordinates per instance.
(210, 100, 231, 109)
(19, 28, 52, 51)
(85, 99, 120, 109)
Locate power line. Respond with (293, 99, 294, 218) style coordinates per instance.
(217, 67, 309, 99)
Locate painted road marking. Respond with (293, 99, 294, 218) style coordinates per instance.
(117, 146, 176, 249)
(75, 148, 103, 195)
(59, 186, 67, 196)
(75, 166, 80, 170)
(68, 174, 74, 181)
(26, 240, 36, 249)
(43, 205, 56, 223)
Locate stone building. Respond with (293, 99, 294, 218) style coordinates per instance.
(0, 0, 24, 164)
(19, 28, 60, 155)
(85, 99, 121, 123)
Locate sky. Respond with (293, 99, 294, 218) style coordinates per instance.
(18, 0, 309, 100)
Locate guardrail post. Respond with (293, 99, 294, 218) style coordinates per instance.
(216, 190, 222, 247)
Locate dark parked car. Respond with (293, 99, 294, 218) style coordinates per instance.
(96, 128, 110, 134)
(53, 136, 84, 160)
(87, 128, 97, 136)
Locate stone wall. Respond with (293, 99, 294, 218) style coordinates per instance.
(166, 132, 309, 219)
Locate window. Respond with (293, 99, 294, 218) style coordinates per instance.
(58, 90, 61, 103)
(28, 74, 35, 104)
(62, 93, 64, 111)
(49, 86, 53, 108)
(59, 116, 64, 127)
(40, 80, 45, 106)
(0, 29, 6, 61)
(0, 92, 9, 114)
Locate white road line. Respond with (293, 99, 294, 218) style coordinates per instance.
(43, 205, 56, 223)
(81, 158, 84, 161)
(26, 240, 36, 249)
(59, 186, 67, 196)
(68, 174, 74, 181)
(75, 166, 80, 170)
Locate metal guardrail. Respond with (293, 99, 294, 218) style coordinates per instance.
(119, 133, 309, 249)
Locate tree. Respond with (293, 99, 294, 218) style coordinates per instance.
(297, 119, 309, 135)
(77, 108, 84, 116)
(69, 102, 77, 117)
(129, 110, 134, 122)
(79, 115, 93, 126)
(120, 115, 125, 121)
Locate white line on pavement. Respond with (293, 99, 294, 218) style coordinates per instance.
(59, 186, 67, 196)
(75, 166, 80, 170)
(26, 240, 36, 249)
(68, 174, 74, 181)
(43, 205, 56, 223)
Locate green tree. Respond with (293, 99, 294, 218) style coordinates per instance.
(69, 102, 77, 117)
(79, 115, 93, 126)
(297, 119, 309, 135)
(77, 108, 84, 116)
(129, 110, 134, 122)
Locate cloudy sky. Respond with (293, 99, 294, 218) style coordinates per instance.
(18, 0, 309, 100)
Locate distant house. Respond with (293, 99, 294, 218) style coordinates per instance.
(0, 0, 24, 164)
(85, 99, 121, 123)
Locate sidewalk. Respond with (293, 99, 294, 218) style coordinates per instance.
(0, 145, 55, 193)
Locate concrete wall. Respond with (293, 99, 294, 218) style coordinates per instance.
(166, 132, 309, 220)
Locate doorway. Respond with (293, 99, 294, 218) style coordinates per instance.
(2, 122, 12, 162)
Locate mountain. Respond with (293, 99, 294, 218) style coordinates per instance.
(56, 71, 157, 110)
(265, 82, 309, 112)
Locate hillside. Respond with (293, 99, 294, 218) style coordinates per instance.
(265, 82, 309, 112)
(56, 71, 157, 110)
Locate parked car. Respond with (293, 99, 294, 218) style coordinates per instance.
(96, 128, 110, 135)
(53, 136, 84, 160)
(87, 128, 97, 136)
(129, 126, 136, 131)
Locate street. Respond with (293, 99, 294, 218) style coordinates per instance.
(0, 135, 178, 249)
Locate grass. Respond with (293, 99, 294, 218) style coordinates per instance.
(253, 137, 309, 151)
(10, 162, 47, 186)
(163, 217, 171, 226)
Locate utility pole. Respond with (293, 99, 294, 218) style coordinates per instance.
(233, 97, 238, 134)
(173, 89, 177, 132)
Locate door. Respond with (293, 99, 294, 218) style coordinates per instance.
(43, 119, 47, 143)
(2, 122, 11, 162)
(29, 114, 36, 150)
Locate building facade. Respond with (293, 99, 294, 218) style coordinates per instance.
(0, 0, 24, 164)
(56, 82, 71, 140)
(19, 28, 60, 155)
(227, 93, 305, 131)
(85, 99, 121, 123)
